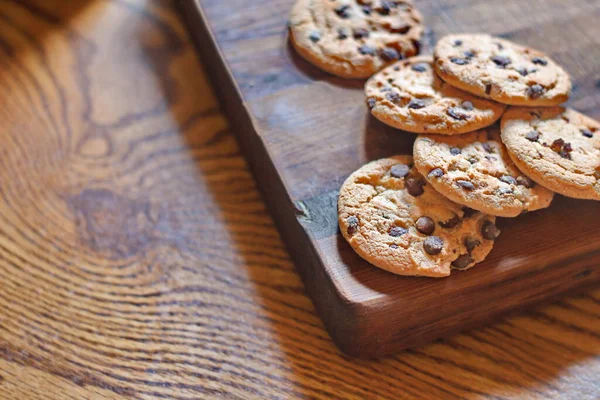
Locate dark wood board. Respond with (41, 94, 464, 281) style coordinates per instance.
(180, 0, 600, 357)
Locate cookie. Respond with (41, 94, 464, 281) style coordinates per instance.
(289, 0, 424, 79)
(434, 34, 571, 106)
(413, 126, 554, 217)
(365, 56, 506, 134)
(338, 156, 499, 277)
(501, 107, 600, 200)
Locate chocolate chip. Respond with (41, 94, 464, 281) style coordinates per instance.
(447, 107, 469, 120)
(423, 236, 444, 255)
(496, 42, 504, 50)
(386, 92, 401, 103)
(485, 84, 492, 95)
(367, 97, 377, 109)
(550, 138, 573, 159)
(453, 39, 463, 47)
(461, 101, 474, 111)
(528, 84, 544, 99)
(416, 216, 435, 235)
(550, 138, 567, 153)
(482, 142, 493, 153)
(376, 0, 392, 15)
(457, 180, 475, 190)
(358, 45, 377, 56)
(390, 163, 410, 178)
(516, 175, 535, 188)
(309, 31, 321, 43)
(499, 175, 517, 185)
(582, 128, 594, 138)
(390, 244, 399, 249)
(468, 157, 478, 164)
(450, 147, 461, 155)
(389, 226, 408, 237)
(411, 63, 428, 72)
(516, 67, 529, 77)
(451, 254, 473, 270)
(462, 207, 479, 218)
(405, 177, 425, 197)
(526, 131, 540, 142)
(393, 66, 400, 71)
(497, 187, 513, 195)
(451, 57, 469, 65)
(532, 57, 547, 66)
(379, 47, 400, 61)
(337, 28, 348, 40)
(562, 143, 573, 158)
(408, 98, 426, 109)
(463, 50, 475, 58)
(439, 214, 460, 229)
(353, 28, 370, 39)
(361, 5, 372, 15)
(391, 24, 411, 34)
(347, 216, 359, 235)
(481, 220, 501, 240)
(428, 168, 444, 178)
(464, 237, 481, 252)
(334, 5, 351, 18)
(491, 55, 511, 67)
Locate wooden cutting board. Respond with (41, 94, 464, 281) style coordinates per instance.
(180, 0, 600, 357)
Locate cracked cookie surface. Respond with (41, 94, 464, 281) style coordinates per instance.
(413, 126, 554, 217)
(365, 56, 506, 134)
(501, 107, 600, 200)
(434, 34, 571, 106)
(338, 156, 498, 277)
(289, 0, 424, 78)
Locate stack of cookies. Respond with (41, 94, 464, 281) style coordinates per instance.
(289, 0, 600, 277)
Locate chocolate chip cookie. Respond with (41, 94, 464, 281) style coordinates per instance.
(434, 34, 571, 106)
(338, 156, 498, 277)
(501, 107, 600, 200)
(413, 126, 554, 217)
(289, 0, 424, 78)
(365, 56, 506, 134)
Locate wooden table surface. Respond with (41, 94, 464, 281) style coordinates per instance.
(0, 0, 597, 398)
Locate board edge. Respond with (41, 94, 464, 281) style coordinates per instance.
(177, 0, 377, 358)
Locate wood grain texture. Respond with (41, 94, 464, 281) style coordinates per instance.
(184, 0, 600, 357)
(0, 0, 597, 398)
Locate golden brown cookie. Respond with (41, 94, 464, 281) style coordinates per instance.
(365, 56, 506, 134)
(501, 107, 600, 200)
(289, 0, 424, 78)
(413, 126, 554, 217)
(434, 34, 571, 106)
(338, 156, 499, 277)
